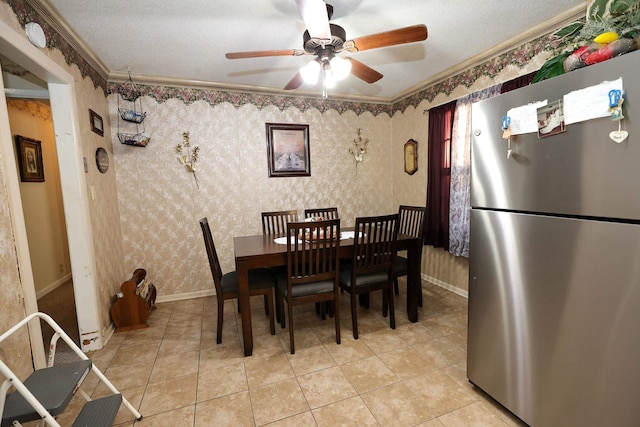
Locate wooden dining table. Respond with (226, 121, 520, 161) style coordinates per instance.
(233, 229, 422, 356)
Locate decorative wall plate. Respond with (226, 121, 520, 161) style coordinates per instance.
(404, 139, 418, 175)
(95, 147, 109, 173)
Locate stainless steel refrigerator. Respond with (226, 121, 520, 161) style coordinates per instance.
(468, 50, 640, 426)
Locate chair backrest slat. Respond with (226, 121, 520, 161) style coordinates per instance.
(352, 214, 398, 275)
(398, 205, 426, 239)
(304, 207, 339, 220)
(286, 219, 341, 285)
(199, 217, 223, 295)
(262, 210, 298, 235)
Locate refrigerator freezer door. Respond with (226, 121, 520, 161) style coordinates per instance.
(468, 209, 640, 426)
(471, 50, 640, 221)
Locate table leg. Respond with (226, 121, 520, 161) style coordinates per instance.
(236, 260, 253, 356)
(406, 239, 420, 322)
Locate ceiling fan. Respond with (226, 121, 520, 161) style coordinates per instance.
(225, 0, 428, 98)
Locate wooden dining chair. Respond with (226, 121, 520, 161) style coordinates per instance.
(261, 210, 298, 235)
(304, 208, 340, 317)
(304, 207, 339, 220)
(339, 214, 399, 339)
(261, 210, 299, 322)
(276, 219, 341, 354)
(394, 205, 426, 306)
(199, 217, 275, 344)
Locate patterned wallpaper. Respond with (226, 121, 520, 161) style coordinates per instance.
(111, 97, 392, 296)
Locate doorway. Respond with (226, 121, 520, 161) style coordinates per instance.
(0, 18, 103, 367)
(3, 80, 79, 359)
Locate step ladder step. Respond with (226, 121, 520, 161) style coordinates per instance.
(72, 394, 122, 427)
(2, 360, 91, 426)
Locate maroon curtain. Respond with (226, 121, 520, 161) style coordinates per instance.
(424, 100, 456, 249)
(500, 71, 537, 93)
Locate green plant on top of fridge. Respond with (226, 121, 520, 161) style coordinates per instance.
(532, 0, 640, 83)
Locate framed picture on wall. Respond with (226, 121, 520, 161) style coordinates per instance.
(266, 123, 311, 177)
(89, 109, 104, 136)
(15, 135, 45, 182)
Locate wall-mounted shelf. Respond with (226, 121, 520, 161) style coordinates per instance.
(119, 108, 146, 123)
(117, 132, 150, 147)
(116, 71, 150, 147)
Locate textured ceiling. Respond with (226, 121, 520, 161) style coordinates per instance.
(42, 0, 586, 102)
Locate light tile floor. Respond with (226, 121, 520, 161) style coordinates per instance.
(53, 280, 527, 426)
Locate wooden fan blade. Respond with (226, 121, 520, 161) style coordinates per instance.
(225, 50, 299, 59)
(296, 0, 331, 40)
(349, 58, 383, 84)
(284, 72, 304, 90)
(349, 24, 428, 52)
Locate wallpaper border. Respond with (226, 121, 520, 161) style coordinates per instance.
(107, 82, 395, 117)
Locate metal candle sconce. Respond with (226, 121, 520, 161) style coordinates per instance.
(349, 128, 369, 166)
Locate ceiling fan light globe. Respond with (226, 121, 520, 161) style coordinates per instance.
(300, 60, 321, 84)
(330, 56, 352, 80)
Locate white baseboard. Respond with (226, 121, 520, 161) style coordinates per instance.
(36, 274, 72, 300)
(153, 279, 466, 305)
(422, 274, 468, 299)
(101, 322, 116, 348)
(142, 279, 465, 305)
(155, 289, 215, 303)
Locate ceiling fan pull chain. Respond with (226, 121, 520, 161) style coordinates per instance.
(322, 70, 328, 99)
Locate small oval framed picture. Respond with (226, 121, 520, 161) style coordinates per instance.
(95, 147, 109, 173)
